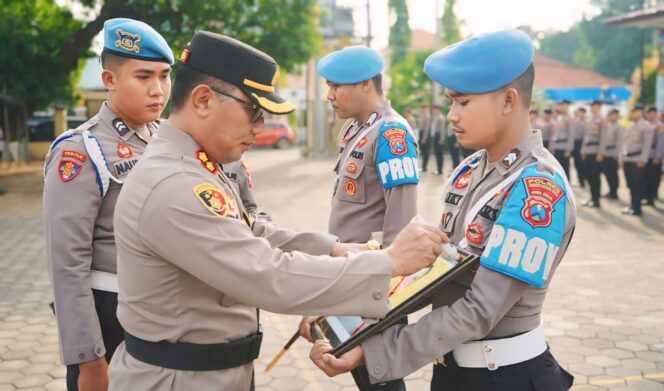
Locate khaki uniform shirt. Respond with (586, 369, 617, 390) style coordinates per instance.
(622, 119, 655, 164)
(362, 130, 577, 383)
(551, 114, 575, 152)
(648, 120, 663, 160)
(108, 122, 393, 391)
(539, 119, 554, 146)
(598, 121, 623, 159)
(329, 102, 418, 246)
(222, 159, 258, 216)
(43, 103, 154, 365)
(581, 114, 603, 155)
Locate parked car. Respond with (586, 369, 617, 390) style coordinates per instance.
(27, 116, 87, 142)
(255, 121, 295, 149)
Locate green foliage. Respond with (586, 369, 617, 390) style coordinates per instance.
(440, 0, 461, 47)
(388, 0, 410, 65)
(539, 1, 652, 81)
(640, 67, 657, 105)
(0, 0, 83, 113)
(387, 50, 433, 114)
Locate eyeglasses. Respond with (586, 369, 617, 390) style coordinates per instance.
(208, 85, 264, 122)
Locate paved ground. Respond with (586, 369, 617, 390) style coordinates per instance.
(0, 147, 663, 390)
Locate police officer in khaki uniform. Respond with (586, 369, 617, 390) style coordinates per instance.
(540, 108, 554, 149)
(108, 31, 443, 391)
(644, 106, 662, 206)
(310, 29, 576, 391)
(551, 99, 575, 177)
(432, 105, 446, 175)
(222, 158, 272, 222)
(581, 100, 604, 207)
(621, 104, 655, 216)
(572, 107, 587, 188)
(301, 45, 419, 391)
(43, 18, 173, 391)
(598, 108, 623, 199)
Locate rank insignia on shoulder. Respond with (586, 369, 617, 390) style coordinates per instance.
(115, 29, 141, 53)
(453, 170, 472, 189)
(521, 177, 564, 228)
(112, 118, 130, 136)
(465, 222, 484, 245)
(357, 136, 368, 149)
(382, 128, 408, 156)
(346, 162, 357, 174)
(61, 150, 86, 162)
(193, 183, 234, 217)
(501, 148, 521, 169)
(344, 179, 357, 196)
(196, 148, 219, 175)
(58, 160, 82, 182)
(242, 160, 253, 189)
(117, 143, 133, 159)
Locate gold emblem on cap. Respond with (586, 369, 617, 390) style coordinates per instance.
(115, 29, 142, 54)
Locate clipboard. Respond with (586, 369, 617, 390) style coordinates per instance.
(311, 246, 479, 357)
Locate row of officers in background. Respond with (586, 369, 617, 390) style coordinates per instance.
(405, 99, 663, 217)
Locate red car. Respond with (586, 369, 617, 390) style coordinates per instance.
(255, 121, 295, 149)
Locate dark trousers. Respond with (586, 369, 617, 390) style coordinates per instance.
(602, 157, 619, 196)
(433, 133, 444, 173)
(572, 139, 585, 185)
(585, 154, 601, 204)
(553, 150, 570, 179)
(624, 161, 646, 213)
(431, 348, 573, 391)
(420, 131, 432, 171)
(65, 290, 124, 391)
(446, 137, 461, 168)
(645, 159, 662, 202)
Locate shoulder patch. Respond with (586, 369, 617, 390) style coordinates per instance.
(61, 150, 87, 162)
(193, 183, 235, 217)
(375, 121, 419, 189)
(58, 160, 82, 182)
(480, 165, 568, 288)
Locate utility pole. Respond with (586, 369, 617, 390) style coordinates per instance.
(430, 0, 442, 127)
(366, 0, 372, 47)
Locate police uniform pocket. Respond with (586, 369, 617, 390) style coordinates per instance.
(337, 162, 366, 204)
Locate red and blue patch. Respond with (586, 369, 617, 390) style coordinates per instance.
(58, 160, 82, 182)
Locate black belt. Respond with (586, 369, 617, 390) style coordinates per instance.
(584, 141, 599, 146)
(606, 145, 616, 150)
(124, 331, 263, 371)
(555, 138, 568, 142)
(625, 150, 642, 157)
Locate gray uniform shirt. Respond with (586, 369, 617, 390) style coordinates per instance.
(551, 114, 575, 152)
(622, 119, 655, 164)
(362, 130, 576, 383)
(329, 102, 418, 246)
(581, 114, 603, 155)
(598, 121, 623, 158)
(648, 120, 663, 160)
(109, 122, 394, 391)
(222, 159, 258, 216)
(43, 103, 154, 365)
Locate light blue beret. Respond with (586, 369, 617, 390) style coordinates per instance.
(103, 18, 174, 65)
(424, 29, 534, 94)
(317, 45, 384, 84)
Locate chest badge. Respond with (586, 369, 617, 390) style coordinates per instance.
(453, 170, 472, 189)
(465, 222, 484, 245)
(346, 162, 358, 174)
(117, 143, 133, 159)
(344, 179, 357, 196)
(356, 136, 368, 149)
(58, 160, 82, 182)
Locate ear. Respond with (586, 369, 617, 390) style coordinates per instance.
(101, 69, 116, 92)
(190, 85, 216, 118)
(502, 87, 519, 115)
(361, 80, 371, 93)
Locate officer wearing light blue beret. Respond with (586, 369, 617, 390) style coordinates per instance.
(310, 29, 576, 391)
(302, 45, 419, 391)
(43, 18, 172, 391)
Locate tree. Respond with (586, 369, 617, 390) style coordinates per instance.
(388, 0, 410, 66)
(0, 0, 322, 118)
(387, 50, 433, 114)
(440, 0, 461, 47)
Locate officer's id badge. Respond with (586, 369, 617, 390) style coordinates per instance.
(465, 222, 484, 245)
(521, 177, 564, 228)
(480, 165, 567, 288)
(376, 122, 418, 189)
(344, 179, 357, 196)
(115, 29, 141, 54)
(194, 183, 235, 217)
(61, 150, 86, 162)
(117, 143, 133, 159)
(453, 170, 472, 189)
(58, 160, 82, 182)
(196, 148, 219, 175)
(346, 162, 357, 174)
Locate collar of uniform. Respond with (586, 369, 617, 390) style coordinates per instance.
(156, 121, 202, 159)
(98, 103, 136, 142)
(494, 129, 543, 176)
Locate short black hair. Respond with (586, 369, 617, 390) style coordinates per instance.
(591, 100, 603, 106)
(609, 109, 619, 115)
(509, 63, 534, 107)
(100, 51, 128, 71)
(529, 110, 538, 115)
(170, 65, 236, 111)
(371, 74, 383, 96)
(543, 108, 553, 115)
(577, 107, 587, 113)
(646, 105, 657, 113)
